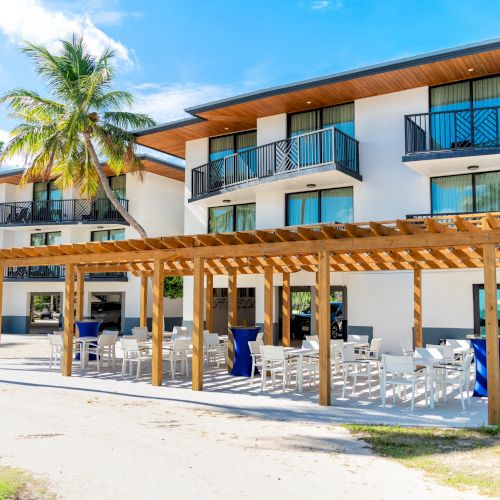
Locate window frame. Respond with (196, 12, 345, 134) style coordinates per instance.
(97, 175, 126, 200)
(285, 186, 354, 226)
(430, 170, 500, 214)
(30, 231, 61, 246)
(90, 228, 125, 242)
(33, 180, 61, 202)
(207, 202, 256, 233)
(208, 130, 257, 161)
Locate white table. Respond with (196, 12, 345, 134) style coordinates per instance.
(414, 347, 448, 409)
(284, 347, 318, 392)
(74, 337, 99, 371)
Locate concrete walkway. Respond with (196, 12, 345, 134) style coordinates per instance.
(0, 335, 486, 499)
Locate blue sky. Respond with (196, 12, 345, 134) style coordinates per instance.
(1, 0, 500, 165)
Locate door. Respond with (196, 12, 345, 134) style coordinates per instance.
(29, 292, 62, 333)
(473, 284, 500, 336)
(90, 292, 123, 331)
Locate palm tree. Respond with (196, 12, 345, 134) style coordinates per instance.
(0, 36, 156, 238)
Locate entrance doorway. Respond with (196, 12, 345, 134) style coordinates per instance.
(29, 293, 62, 334)
(212, 288, 256, 334)
(473, 284, 500, 336)
(90, 292, 123, 332)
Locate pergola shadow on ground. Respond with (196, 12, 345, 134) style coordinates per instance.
(0, 214, 498, 424)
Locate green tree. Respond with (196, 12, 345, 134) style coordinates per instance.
(0, 36, 155, 238)
(164, 276, 183, 299)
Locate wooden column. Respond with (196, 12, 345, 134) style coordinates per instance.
(483, 243, 500, 425)
(62, 264, 75, 376)
(205, 273, 213, 333)
(192, 256, 205, 391)
(413, 267, 423, 348)
(318, 250, 331, 406)
(152, 260, 164, 386)
(140, 275, 148, 328)
(282, 272, 291, 347)
(0, 266, 4, 343)
(264, 266, 274, 345)
(75, 270, 84, 323)
(228, 268, 238, 327)
(315, 270, 320, 335)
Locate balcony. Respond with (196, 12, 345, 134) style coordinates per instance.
(0, 198, 129, 227)
(403, 106, 500, 175)
(191, 127, 360, 200)
(4, 266, 128, 281)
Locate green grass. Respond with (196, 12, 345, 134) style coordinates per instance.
(345, 425, 500, 497)
(0, 466, 52, 500)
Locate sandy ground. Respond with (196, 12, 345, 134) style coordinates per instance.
(0, 335, 485, 500)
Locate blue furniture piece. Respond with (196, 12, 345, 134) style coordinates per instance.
(471, 337, 500, 397)
(75, 320, 101, 360)
(229, 326, 261, 377)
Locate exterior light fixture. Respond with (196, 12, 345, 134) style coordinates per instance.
(467, 165, 479, 171)
(97, 225, 104, 229)
(34, 228, 41, 231)
(224, 127, 229, 130)
(222, 199, 231, 204)
(467, 68, 474, 72)
(306, 183, 316, 188)
(306, 101, 312, 104)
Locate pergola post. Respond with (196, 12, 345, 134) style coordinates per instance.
(413, 267, 423, 348)
(75, 270, 84, 322)
(140, 275, 148, 328)
(205, 273, 213, 332)
(0, 265, 4, 343)
(483, 243, 500, 425)
(315, 270, 320, 335)
(62, 264, 75, 376)
(282, 272, 291, 347)
(264, 266, 274, 345)
(318, 250, 331, 406)
(228, 268, 238, 327)
(152, 259, 164, 386)
(192, 256, 205, 391)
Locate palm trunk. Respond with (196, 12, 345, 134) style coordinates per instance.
(83, 133, 147, 239)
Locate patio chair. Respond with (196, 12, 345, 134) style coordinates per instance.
(339, 343, 372, 398)
(48, 334, 80, 370)
(381, 354, 427, 411)
(204, 332, 226, 367)
(165, 338, 191, 380)
(132, 326, 149, 338)
(347, 334, 369, 344)
(248, 339, 264, 386)
(120, 338, 151, 380)
(400, 340, 414, 356)
(435, 354, 473, 410)
(129, 330, 148, 342)
(426, 344, 455, 364)
(445, 339, 473, 361)
(259, 345, 297, 393)
(256, 331, 264, 343)
(88, 333, 117, 371)
(305, 335, 319, 343)
(357, 338, 383, 369)
(173, 326, 190, 337)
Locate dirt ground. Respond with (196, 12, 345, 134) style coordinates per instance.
(0, 335, 484, 500)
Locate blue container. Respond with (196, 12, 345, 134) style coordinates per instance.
(229, 326, 261, 377)
(75, 320, 101, 361)
(471, 337, 500, 397)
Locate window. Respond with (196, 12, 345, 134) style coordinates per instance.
(208, 203, 256, 233)
(91, 228, 125, 242)
(30, 231, 61, 246)
(209, 131, 257, 162)
(33, 180, 62, 202)
(96, 175, 126, 199)
(286, 187, 353, 226)
(431, 171, 500, 214)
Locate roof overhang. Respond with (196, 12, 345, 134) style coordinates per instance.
(135, 38, 500, 158)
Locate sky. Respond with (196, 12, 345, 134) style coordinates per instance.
(1, 0, 500, 166)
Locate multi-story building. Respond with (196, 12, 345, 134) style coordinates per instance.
(135, 39, 500, 353)
(0, 155, 184, 334)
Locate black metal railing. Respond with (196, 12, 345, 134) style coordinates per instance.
(405, 106, 500, 155)
(0, 198, 129, 226)
(191, 127, 359, 198)
(4, 266, 127, 281)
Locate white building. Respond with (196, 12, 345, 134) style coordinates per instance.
(0, 155, 185, 334)
(135, 39, 500, 354)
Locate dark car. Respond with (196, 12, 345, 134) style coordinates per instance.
(290, 302, 344, 340)
(40, 307, 53, 320)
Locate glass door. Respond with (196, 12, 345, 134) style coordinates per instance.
(473, 284, 500, 336)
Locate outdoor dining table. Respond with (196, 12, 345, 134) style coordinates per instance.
(284, 347, 319, 392)
(470, 337, 500, 396)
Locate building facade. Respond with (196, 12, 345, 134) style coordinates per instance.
(0, 155, 185, 334)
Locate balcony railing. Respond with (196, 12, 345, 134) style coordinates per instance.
(405, 106, 500, 155)
(4, 266, 128, 281)
(0, 198, 129, 226)
(191, 127, 359, 198)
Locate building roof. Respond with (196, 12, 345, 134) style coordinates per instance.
(135, 38, 500, 158)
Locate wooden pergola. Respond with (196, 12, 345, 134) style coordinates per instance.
(0, 213, 499, 424)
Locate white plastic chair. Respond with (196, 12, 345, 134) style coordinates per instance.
(260, 345, 297, 392)
(339, 343, 372, 398)
(132, 326, 149, 338)
(204, 332, 226, 367)
(120, 338, 151, 380)
(305, 335, 319, 343)
(435, 354, 473, 410)
(48, 334, 64, 369)
(129, 330, 148, 342)
(256, 331, 264, 343)
(88, 333, 117, 371)
(347, 334, 369, 344)
(381, 354, 427, 411)
(165, 338, 191, 379)
(357, 338, 383, 369)
(248, 339, 264, 386)
(401, 340, 414, 356)
(426, 344, 455, 364)
(173, 326, 190, 337)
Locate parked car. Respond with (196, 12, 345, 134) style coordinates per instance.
(40, 307, 53, 320)
(290, 302, 344, 340)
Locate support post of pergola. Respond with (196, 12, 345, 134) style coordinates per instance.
(140, 275, 148, 328)
(152, 259, 164, 386)
(228, 268, 238, 327)
(413, 267, 423, 348)
(0, 265, 4, 343)
(315, 270, 320, 335)
(62, 264, 75, 376)
(205, 273, 213, 333)
(264, 266, 274, 345)
(318, 250, 331, 406)
(76, 270, 84, 322)
(483, 243, 500, 425)
(282, 272, 291, 347)
(192, 256, 205, 391)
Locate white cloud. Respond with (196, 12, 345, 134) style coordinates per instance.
(309, 0, 343, 11)
(0, 0, 133, 66)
